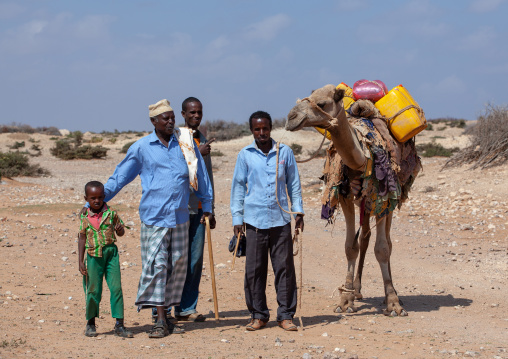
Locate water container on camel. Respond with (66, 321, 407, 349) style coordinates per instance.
(375, 84, 427, 143)
(314, 83, 355, 140)
(352, 79, 388, 102)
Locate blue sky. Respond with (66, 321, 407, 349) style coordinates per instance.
(1, 0, 507, 131)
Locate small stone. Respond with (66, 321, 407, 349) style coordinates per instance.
(64, 306, 69, 310)
(25, 317, 31, 320)
(27, 307, 34, 311)
(321, 332, 329, 337)
(302, 353, 312, 359)
(491, 303, 499, 307)
(38, 319, 45, 323)
(274, 337, 282, 347)
(216, 263, 227, 268)
(288, 339, 295, 343)
(61, 256, 69, 262)
(220, 339, 229, 343)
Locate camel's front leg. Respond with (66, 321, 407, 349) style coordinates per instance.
(374, 215, 407, 316)
(335, 197, 358, 313)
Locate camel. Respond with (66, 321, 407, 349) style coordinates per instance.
(286, 84, 420, 316)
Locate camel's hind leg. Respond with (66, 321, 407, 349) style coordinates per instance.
(334, 197, 358, 313)
(352, 215, 372, 300)
(374, 214, 407, 316)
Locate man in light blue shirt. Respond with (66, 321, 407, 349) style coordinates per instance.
(103, 99, 213, 338)
(230, 110, 304, 332)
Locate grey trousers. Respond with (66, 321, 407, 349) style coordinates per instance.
(244, 223, 297, 322)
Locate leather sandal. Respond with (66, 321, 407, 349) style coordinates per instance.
(148, 320, 169, 338)
(175, 313, 206, 322)
(114, 325, 134, 338)
(246, 318, 267, 331)
(278, 319, 298, 331)
(85, 324, 98, 337)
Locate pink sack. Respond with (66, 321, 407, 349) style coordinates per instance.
(352, 79, 388, 102)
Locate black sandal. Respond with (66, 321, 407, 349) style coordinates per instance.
(148, 320, 169, 338)
(85, 324, 98, 337)
(114, 325, 134, 338)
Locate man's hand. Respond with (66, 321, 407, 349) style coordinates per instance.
(198, 138, 215, 156)
(233, 225, 243, 238)
(200, 212, 215, 229)
(115, 222, 125, 236)
(295, 214, 304, 233)
(79, 261, 87, 276)
(350, 179, 362, 198)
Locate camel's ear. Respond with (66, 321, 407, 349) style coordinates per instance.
(334, 88, 345, 103)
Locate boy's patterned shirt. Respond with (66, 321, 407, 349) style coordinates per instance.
(79, 205, 124, 257)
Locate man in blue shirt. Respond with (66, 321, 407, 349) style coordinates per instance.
(103, 99, 213, 338)
(230, 110, 304, 332)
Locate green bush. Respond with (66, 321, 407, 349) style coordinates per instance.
(8, 141, 25, 149)
(109, 137, 117, 144)
(90, 136, 103, 143)
(0, 151, 50, 177)
(50, 139, 108, 160)
(120, 141, 136, 154)
(290, 143, 303, 155)
(416, 142, 459, 157)
(210, 150, 224, 157)
(425, 123, 434, 131)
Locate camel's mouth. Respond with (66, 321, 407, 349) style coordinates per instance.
(285, 113, 307, 132)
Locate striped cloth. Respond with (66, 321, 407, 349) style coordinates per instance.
(135, 221, 189, 310)
(78, 205, 124, 257)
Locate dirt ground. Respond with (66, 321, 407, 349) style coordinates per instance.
(0, 126, 506, 359)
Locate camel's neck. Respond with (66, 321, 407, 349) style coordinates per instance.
(324, 108, 366, 171)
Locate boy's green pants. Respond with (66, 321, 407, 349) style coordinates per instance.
(82, 244, 124, 320)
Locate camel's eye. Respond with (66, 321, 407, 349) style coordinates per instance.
(317, 102, 326, 109)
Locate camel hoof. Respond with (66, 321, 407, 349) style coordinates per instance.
(400, 310, 408, 317)
(334, 306, 342, 313)
(355, 293, 363, 300)
(390, 310, 397, 317)
(346, 307, 355, 314)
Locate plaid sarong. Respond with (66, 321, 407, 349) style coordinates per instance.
(135, 221, 189, 310)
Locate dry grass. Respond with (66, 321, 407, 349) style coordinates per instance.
(443, 105, 508, 169)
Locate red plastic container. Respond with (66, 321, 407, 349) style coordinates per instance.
(352, 79, 388, 102)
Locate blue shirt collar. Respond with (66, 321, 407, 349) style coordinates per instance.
(247, 138, 279, 153)
(149, 130, 177, 145)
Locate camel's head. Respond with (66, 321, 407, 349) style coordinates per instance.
(286, 84, 345, 131)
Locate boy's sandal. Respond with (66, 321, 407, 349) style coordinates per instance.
(278, 319, 298, 331)
(114, 325, 134, 338)
(148, 320, 169, 338)
(85, 324, 98, 337)
(175, 313, 206, 322)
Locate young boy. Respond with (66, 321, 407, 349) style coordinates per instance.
(78, 181, 133, 338)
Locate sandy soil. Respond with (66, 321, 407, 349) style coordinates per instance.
(0, 126, 506, 359)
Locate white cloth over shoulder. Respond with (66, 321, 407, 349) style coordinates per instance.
(174, 127, 198, 191)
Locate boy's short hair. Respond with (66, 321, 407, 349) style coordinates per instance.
(249, 110, 272, 130)
(84, 181, 104, 195)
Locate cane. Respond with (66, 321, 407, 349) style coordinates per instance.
(205, 217, 220, 322)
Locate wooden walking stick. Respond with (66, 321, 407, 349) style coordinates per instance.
(205, 217, 220, 322)
(231, 225, 243, 270)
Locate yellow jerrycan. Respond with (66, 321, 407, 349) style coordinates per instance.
(375, 85, 427, 143)
(314, 83, 355, 140)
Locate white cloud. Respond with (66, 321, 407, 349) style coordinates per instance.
(0, 2, 26, 19)
(0, 12, 114, 55)
(203, 35, 230, 62)
(243, 14, 290, 41)
(434, 75, 467, 94)
(458, 26, 497, 51)
(335, 0, 368, 11)
(75, 15, 115, 40)
(469, 0, 506, 13)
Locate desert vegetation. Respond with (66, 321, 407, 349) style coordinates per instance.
(444, 105, 508, 169)
(50, 131, 108, 160)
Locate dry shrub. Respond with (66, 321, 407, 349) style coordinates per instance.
(0, 151, 50, 178)
(443, 105, 508, 169)
(416, 142, 459, 157)
(120, 141, 136, 154)
(200, 118, 286, 142)
(50, 139, 108, 160)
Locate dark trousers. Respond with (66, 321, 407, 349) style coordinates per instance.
(244, 223, 297, 322)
